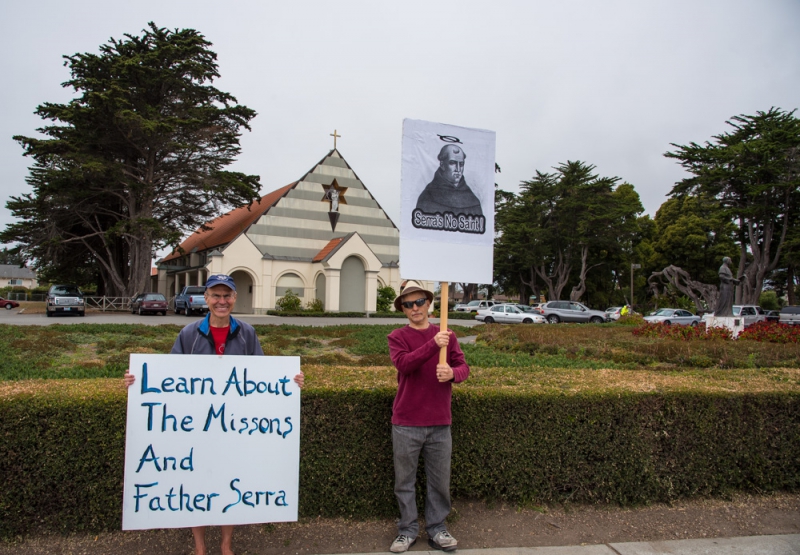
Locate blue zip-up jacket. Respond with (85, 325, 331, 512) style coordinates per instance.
(170, 314, 265, 356)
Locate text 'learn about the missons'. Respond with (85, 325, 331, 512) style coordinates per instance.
(122, 354, 301, 531)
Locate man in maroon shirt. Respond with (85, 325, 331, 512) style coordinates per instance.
(387, 281, 470, 553)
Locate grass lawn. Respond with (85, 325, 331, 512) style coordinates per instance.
(0, 322, 798, 395)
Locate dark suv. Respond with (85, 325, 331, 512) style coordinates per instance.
(46, 284, 85, 317)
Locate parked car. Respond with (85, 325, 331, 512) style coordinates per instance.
(736, 305, 767, 326)
(779, 306, 800, 325)
(174, 286, 208, 316)
(514, 304, 540, 313)
(0, 297, 19, 310)
(643, 308, 701, 326)
(476, 303, 546, 324)
(605, 306, 623, 321)
(454, 300, 496, 313)
(131, 292, 169, 316)
(46, 284, 85, 317)
(538, 301, 609, 324)
(702, 305, 766, 327)
(765, 310, 781, 322)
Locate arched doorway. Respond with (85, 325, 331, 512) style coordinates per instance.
(230, 270, 254, 314)
(339, 256, 365, 312)
(315, 273, 326, 306)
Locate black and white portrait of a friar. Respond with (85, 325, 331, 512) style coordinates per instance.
(415, 144, 483, 217)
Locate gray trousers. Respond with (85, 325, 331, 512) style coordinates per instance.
(392, 424, 452, 538)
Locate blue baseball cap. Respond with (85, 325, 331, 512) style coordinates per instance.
(205, 274, 236, 292)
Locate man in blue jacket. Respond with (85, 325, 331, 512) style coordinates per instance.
(125, 274, 304, 555)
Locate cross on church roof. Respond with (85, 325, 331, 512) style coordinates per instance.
(330, 129, 341, 149)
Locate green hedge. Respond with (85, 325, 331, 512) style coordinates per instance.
(2, 382, 799, 537)
(445, 311, 478, 320)
(265, 311, 407, 318)
(263, 311, 473, 320)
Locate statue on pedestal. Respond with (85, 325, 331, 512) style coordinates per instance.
(714, 256, 740, 317)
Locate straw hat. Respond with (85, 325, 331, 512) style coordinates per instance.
(393, 280, 434, 311)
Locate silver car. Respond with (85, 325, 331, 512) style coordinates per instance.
(644, 308, 701, 326)
(476, 303, 546, 324)
(538, 301, 609, 324)
(605, 306, 623, 321)
(779, 306, 800, 325)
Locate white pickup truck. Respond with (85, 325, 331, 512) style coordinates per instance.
(453, 300, 497, 313)
(703, 305, 766, 327)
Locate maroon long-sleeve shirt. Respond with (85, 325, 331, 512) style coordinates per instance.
(387, 325, 470, 426)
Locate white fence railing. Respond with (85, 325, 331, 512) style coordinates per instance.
(84, 297, 132, 311)
(4, 294, 177, 311)
(85, 296, 177, 311)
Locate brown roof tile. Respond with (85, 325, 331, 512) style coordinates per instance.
(312, 237, 345, 262)
(162, 183, 295, 262)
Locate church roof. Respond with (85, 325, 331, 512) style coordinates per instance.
(162, 149, 399, 266)
(161, 183, 295, 262)
(312, 236, 347, 262)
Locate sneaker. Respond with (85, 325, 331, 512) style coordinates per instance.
(428, 530, 458, 552)
(390, 534, 416, 553)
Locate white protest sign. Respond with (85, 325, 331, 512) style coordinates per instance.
(122, 354, 300, 530)
(400, 118, 496, 284)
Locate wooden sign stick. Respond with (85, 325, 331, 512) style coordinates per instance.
(439, 282, 449, 365)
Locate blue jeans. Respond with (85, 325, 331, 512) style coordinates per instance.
(392, 425, 452, 538)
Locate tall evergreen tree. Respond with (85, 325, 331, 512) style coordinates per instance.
(494, 161, 643, 303)
(2, 23, 261, 295)
(648, 196, 738, 285)
(665, 108, 800, 304)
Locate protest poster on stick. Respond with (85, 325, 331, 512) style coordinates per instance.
(399, 119, 496, 349)
(400, 118, 496, 286)
(122, 354, 301, 531)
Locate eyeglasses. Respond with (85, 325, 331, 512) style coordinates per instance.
(207, 293, 235, 301)
(401, 298, 427, 309)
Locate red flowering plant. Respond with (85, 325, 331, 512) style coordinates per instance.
(738, 321, 800, 344)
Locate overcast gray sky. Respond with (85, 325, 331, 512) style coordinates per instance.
(2, 0, 799, 252)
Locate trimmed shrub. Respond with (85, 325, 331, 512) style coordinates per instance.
(376, 286, 396, 313)
(447, 311, 478, 320)
(275, 290, 302, 311)
(266, 311, 370, 318)
(306, 298, 325, 312)
(0, 382, 127, 537)
(2, 381, 799, 537)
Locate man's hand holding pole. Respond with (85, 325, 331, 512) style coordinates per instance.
(438, 282, 449, 365)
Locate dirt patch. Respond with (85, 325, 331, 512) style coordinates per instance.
(2, 493, 798, 555)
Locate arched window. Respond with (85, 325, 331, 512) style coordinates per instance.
(276, 273, 304, 297)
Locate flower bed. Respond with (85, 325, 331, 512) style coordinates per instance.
(738, 321, 800, 343)
(632, 321, 800, 344)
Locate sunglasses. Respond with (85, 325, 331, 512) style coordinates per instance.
(401, 298, 428, 309)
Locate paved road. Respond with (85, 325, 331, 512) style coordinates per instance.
(0, 309, 482, 327)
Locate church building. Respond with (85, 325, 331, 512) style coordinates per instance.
(155, 149, 405, 313)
